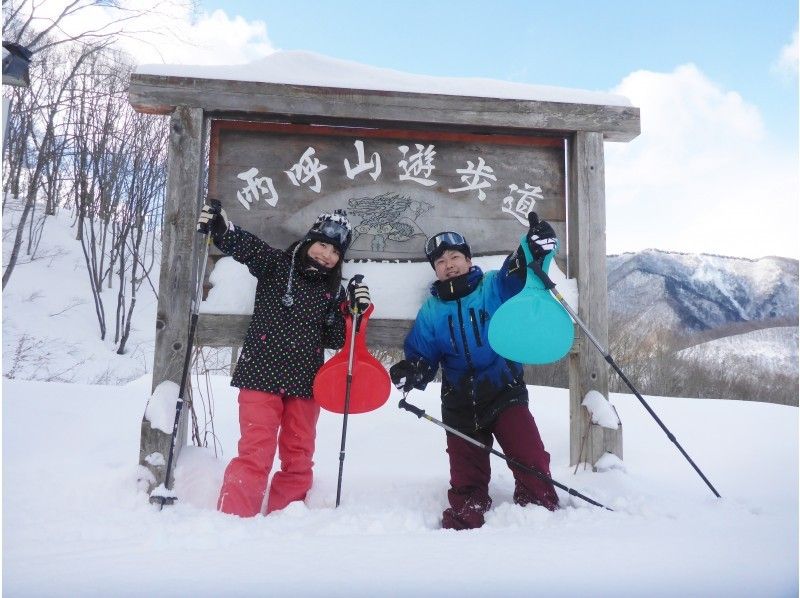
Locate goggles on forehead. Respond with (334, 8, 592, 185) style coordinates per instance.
(424, 231, 468, 259)
(314, 219, 351, 246)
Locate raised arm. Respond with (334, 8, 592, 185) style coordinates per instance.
(197, 201, 280, 279)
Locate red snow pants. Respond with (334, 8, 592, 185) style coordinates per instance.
(442, 404, 559, 530)
(217, 389, 320, 517)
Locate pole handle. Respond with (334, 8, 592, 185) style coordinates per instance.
(347, 274, 366, 318)
(398, 397, 425, 418)
(521, 211, 556, 290)
(197, 197, 222, 235)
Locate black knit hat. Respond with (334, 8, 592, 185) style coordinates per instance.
(304, 209, 353, 254)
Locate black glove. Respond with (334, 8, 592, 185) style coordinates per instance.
(389, 358, 432, 392)
(527, 211, 557, 260)
(347, 277, 371, 314)
(390, 360, 417, 392)
(197, 199, 230, 237)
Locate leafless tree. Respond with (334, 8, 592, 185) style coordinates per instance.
(3, 39, 108, 290)
(58, 47, 167, 343)
(115, 110, 168, 353)
(3, 0, 170, 353)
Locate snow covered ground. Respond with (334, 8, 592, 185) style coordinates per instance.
(679, 326, 799, 376)
(3, 205, 797, 595)
(3, 375, 797, 596)
(1, 204, 159, 385)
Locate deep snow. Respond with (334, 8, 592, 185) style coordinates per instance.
(2, 375, 797, 596)
(3, 191, 798, 597)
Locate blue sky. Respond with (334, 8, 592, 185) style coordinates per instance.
(201, 0, 798, 151)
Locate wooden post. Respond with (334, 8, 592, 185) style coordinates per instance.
(138, 106, 205, 492)
(567, 132, 623, 467)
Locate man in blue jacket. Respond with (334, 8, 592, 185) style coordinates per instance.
(390, 218, 560, 529)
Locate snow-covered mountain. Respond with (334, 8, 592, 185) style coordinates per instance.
(607, 249, 798, 345)
(678, 326, 798, 375)
(605, 250, 798, 399)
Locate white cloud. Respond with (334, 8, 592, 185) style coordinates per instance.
(605, 64, 798, 259)
(11, 0, 275, 66)
(121, 8, 275, 66)
(773, 29, 799, 77)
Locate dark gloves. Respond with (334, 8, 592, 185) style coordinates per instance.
(197, 199, 231, 237)
(389, 358, 434, 392)
(347, 277, 371, 314)
(527, 211, 557, 260)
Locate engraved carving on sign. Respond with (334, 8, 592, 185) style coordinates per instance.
(344, 140, 382, 181)
(502, 183, 543, 225)
(347, 193, 433, 252)
(236, 167, 279, 210)
(397, 144, 437, 186)
(448, 156, 497, 201)
(285, 147, 328, 193)
(209, 122, 566, 258)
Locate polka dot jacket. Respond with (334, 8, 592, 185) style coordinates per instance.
(213, 225, 346, 399)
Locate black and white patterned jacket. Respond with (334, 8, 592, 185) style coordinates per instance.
(213, 225, 346, 398)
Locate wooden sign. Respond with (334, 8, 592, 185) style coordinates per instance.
(209, 121, 565, 259)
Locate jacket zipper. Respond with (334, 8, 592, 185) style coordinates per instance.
(447, 315, 458, 352)
(469, 307, 483, 347)
(456, 299, 479, 431)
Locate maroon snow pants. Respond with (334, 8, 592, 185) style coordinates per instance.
(217, 389, 320, 517)
(442, 404, 558, 530)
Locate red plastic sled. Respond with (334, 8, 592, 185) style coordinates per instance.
(313, 303, 391, 414)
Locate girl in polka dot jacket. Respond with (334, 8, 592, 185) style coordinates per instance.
(197, 203, 371, 517)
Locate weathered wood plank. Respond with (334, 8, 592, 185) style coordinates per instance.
(128, 74, 641, 142)
(196, 314, 414, 349)
(138, 106, 206, 493)
(208, 120, 566, 260)
(567, 131, 623, 467)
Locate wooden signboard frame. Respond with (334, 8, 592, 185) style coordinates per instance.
(128, 72, 639, 493)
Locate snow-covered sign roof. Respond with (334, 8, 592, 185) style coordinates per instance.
(130, 50, 640, 142)
(137, 50, 631, 107)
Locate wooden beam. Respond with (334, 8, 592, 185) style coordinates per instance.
(128, 74, 641, 142)
(567, 131, 623, 468)
(196, 314, 414, 349)
(139, 106, 206, 493)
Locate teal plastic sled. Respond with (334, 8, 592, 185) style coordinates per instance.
(488, 236, 574, 364)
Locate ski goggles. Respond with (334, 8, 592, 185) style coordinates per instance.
(424, 231, 468, 259)
(314, 219, 351, 247)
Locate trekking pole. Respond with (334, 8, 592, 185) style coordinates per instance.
(398, 395, 613, 511)
(150, 198, 219, 509)
(335, 274, 364, 507)
(527, 248, 721, 499)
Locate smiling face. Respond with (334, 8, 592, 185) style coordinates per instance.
(433, 249, 472, 281)
(306, 240, 341, 269)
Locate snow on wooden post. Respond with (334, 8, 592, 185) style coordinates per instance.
(137, 105, 206, 493)
(128, 54, 639, 489)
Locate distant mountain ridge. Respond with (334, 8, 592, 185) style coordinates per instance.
(606, 249, 798, 345)
(601, 249, 797, 404)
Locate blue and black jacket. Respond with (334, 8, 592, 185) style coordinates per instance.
(403, 248, 530, 433)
